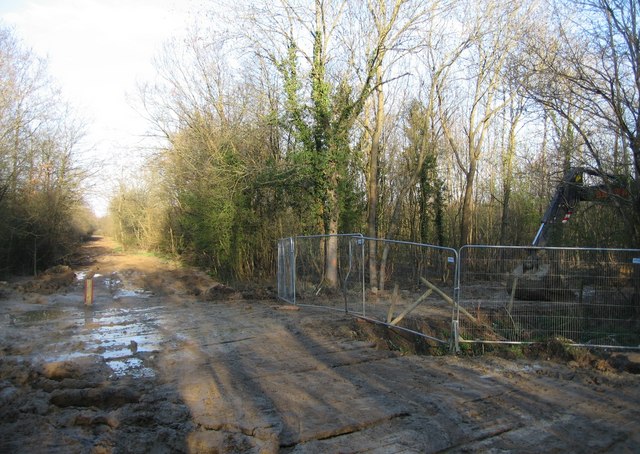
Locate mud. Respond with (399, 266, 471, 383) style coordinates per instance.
(0, 237, 639, 453)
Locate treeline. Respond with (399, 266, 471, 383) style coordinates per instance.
(0, 26, 95, 276)
(111, 0, 640, 283)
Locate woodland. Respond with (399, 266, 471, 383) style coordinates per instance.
(0, 27, 95, 275)
(1, 0, 639, 283)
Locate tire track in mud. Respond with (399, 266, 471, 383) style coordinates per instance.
(148, 301, 414, 451)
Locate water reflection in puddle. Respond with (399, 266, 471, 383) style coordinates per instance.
(102, 276, 121, 287)
(44, 352, 157, 379)
(79, 306, 163, 377)
(113, 288, 153, 300)
(16, 309, 65, 324)
(75, 272, 104, 282)
(17, 271, 166, 378)
(108, 357, 155, 378)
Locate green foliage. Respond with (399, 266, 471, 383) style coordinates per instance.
(178, 188, 237, 271)
(115, 1, 640, 285)
(401, 99, 447, 245)
(274, 36, 368, 245)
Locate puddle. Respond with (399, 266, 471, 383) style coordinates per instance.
(43, 352, 156, 378)
(10, 271, 165, 378)
(53, 294, 85, 305)
(75, 272, 103, 281)
(75, 270, 152, 301)
(103, 276, 122, 288)
(33, 305, 166, 378)
(113, 288, 153, 300)
(15, 309, 65, 324)
(77, 307, 163, 376)
(46, 351, 92, 362)
(107, 357, 155, 378)
(483, 362, 543, 377)
(95, 337, 161, 359)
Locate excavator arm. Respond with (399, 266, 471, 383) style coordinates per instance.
(513, 167, 630, 298)
(531, 167, 629, 248)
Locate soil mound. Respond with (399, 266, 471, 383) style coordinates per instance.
(18, 265, 76, 294)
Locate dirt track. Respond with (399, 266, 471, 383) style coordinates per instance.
(0, 237, 639, 453)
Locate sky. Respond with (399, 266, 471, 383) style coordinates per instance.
(0, 0, 198, 216)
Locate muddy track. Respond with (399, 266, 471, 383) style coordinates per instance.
(0, 237, 639, 453)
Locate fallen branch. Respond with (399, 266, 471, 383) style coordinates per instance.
(420, 277, 479, 325)
(386, 284, 399, 323)
(507, 277, 520, 331)
(389, 288, 433, 326)
(420, 277, 505, 342)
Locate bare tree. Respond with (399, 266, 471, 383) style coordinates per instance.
(362, 0, 438, 291)
(0, 26, 91, 273)
(516, 0, 640, 242)
(239, 0, 426, 287)
(437, 0, 540, 246)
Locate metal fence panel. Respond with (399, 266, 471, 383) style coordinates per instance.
(457, 246, 640, 348)
(359, 238, 458, 346)
(279, 236, 640, 351)
(279, 234, 365, 313)
(277, 238, 295, 304)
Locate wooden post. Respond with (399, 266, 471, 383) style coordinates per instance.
(506, 277, 520, 332)
(84, 278, 94, 306)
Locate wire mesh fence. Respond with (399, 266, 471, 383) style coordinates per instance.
(278, 236, 640, 350)
(457, 246, 640, 348)
(277, 235, 457, 346)
(277, 237, 295, 305)
(361, 238, 458, 346)
(277, 234, 365, 313)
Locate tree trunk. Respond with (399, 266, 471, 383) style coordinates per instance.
(500, 104, 519, 245)
(324, 173, 340, 288)
(367, 67, 384, 292)
(378, 184, 410, 291)
(460, 158, 476, 246)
